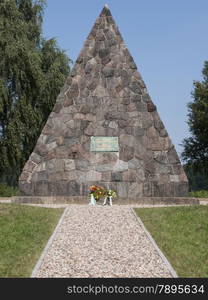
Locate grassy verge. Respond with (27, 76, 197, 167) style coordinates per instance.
(0, 183, 19, 197)
(134, 206, 208, 277)
(189, 190, 208, 198)
(0, 203, 64, 277)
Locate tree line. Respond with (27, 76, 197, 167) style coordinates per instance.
(0, 0, 70, 185)
(182, 61, 208, 190)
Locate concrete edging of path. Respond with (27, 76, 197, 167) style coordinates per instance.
(31, 206, 68, 278)
(131, 208, 178, 278)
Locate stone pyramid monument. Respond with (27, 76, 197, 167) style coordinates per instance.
(19, 5, 188, 198)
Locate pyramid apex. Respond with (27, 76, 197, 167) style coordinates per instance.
(100, 4, 112, 17)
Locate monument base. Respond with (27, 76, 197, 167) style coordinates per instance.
(19, 180, 189, 198)
(12, 196, 199, 205)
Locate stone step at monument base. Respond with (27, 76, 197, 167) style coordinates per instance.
(11, 196, 199, 206)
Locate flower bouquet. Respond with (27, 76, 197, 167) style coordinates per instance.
(89, 185, 117, 206)
(103, 189, 117, 206)
(89, 185, 105, 205)
(106, 189, 117, 198)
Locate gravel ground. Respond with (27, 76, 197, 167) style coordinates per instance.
(33, 205, 173, 278)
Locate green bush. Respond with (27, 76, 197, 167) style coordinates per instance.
(189, 190, 208, 198)
(0, 184, 19, 197)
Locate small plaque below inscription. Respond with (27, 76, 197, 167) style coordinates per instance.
(90, 137, 119, 152)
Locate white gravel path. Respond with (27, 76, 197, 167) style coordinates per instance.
(33, 205, 174, 278)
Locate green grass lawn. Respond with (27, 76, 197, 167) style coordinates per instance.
(0, 183, 19, 197)
(0, 203, 64, 277)
(134, 206, 208, 278)
(189, 190, 208, 198)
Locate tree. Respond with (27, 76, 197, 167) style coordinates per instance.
(182, 61, 208, 190)
(0, 0, 70, 185)
(183, 164, 208, 191)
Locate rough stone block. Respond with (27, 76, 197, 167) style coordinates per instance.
(64, 159, 76, 171)
(30, 153, 42, 164)
(19, 181, 34, 196)
(75, 159, 90, 171)
(174, 182, 189, 196)
(111, 172, 122, 182)
(86, 170, 102, 181)
(128, 182, 143, 197)
(84, 123, 94, 136)
(147, 101, 157, 112)
(143, 182, 153, 197)
(37, 171, 49, 181)
(135, 168, 145, 181)
(128, 158, 143, 169)
(119, 134, 135, 147)
(119, 145, 134, 162)
(131, 94, 142, 102)
(129, 81, 142, 94)
(134, 127, 145, 136)
(167, 147, 180, 164)
(118, 120, 129, 128)
(179, 173, 188, 182)
(95, 163, 115, 172)
(63, 97, 73, 107)
(113, 160, 128, 172)
(123, 170, 137, 182)
(34, 181, 49, 196)
(101, 171, 111, 181)
(34, 143, 48, 157)
(116, 182, 129, 198)
(102, 66, 114, 77)
(19, 172, 32, 182)
(109, 121, 118, 129)
(159, 129, 168, 137)
(23, 160, 37, 173)
(170, 175, 180, 182)
(45, 141, 57, 152)
(36, 162, 46, 172)
(94, 126, 106, 136)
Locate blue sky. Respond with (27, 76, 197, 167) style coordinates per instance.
(42, 0, 208, 156)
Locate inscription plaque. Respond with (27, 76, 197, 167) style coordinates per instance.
(90, 136, 119, 152)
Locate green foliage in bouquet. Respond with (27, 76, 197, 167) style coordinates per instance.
(89, 186, 117, 201)
(105, 189, 117, 198)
